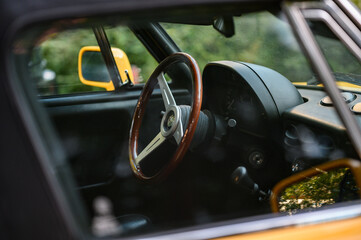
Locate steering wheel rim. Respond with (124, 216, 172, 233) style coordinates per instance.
(129, 52, 202, 182)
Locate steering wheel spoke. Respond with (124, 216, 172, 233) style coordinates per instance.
(135, 132, 166, 165)
(158, 73, 176, 110)
(174, 121, 184, 145)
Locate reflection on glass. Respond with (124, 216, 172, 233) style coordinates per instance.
(279, 168, 359, 214)
(82, 51, 110, 82)
(308, 21, 361, 90)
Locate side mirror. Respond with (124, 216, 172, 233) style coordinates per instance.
(78, 46, 134, 91)
(270, 159, 361, 213)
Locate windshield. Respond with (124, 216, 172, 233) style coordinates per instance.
(163, 12, 313, 83)
(163, 11, 361, 90)
(310, 20, 361, 89)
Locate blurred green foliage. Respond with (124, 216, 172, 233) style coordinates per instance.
(40, 29, 100, 94)
(280, 168, 359, 213)
(279, 168, 348, 213)
(36, 1, 360, 96)
(163, 12, 313, 83)
(106, 27, 158, 83)
(39, 27, 157, 95)
(38, 12, 313, 95)
(353, 0, 361, 8)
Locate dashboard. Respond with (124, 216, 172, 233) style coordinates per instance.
(203, 61, 303, 137)
(202, 61, 359, 188)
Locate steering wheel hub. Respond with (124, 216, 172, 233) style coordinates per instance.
(161, 106, 181, 138)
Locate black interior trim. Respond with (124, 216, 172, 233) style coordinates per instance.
(40, 89, 189, 107)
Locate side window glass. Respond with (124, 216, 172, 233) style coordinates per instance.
(31, 26, 157, 96)
(307, 20, 361, 87)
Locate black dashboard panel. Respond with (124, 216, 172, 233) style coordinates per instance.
(284, 87, 361, 135)
(202, 61, 359, 175)
(203, 61, 303, 139)
(284, 88, 345, 133)
(282, 87, 359, 168)
(202, 61, 304, 188)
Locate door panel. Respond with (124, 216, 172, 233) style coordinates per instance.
(41, 88, 191, 222)
(42, 88, 191, 187)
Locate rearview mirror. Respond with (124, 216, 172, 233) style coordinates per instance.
(270, 159, 361, 213)
(78, 46, 134, 91)
(213, 16, 235, 38)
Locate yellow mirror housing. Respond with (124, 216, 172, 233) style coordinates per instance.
(78, 46, 134, 91)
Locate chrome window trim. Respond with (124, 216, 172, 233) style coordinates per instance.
(323, 0, 361, 47)
(335, 0, 361, 27)
(283, 1, 361, 160)
(288, 1, 361, 48)
(302, 9, 361, 61)
(132, 201, 361, 240)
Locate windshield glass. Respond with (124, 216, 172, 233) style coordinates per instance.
(163, 12, 313, 83)
(163, 11, 361, 91)
(309, 20, 361, 89)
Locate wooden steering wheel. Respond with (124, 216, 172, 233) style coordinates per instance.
(129, 52, 202, 182)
